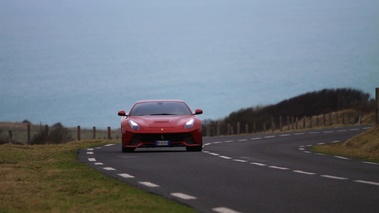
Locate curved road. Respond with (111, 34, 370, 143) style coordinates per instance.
(78, 125, 379, 213)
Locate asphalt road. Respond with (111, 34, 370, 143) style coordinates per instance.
(78, 125, 379, 213)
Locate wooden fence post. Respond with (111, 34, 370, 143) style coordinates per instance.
(93, 127, 96, 139)
(279, 116, 282, 131)
(107, 127, 111, 140)
(253, 122, 256, 134)
(271, 117, 275, 132)
(8, 130, 13, 144)
(27, 124, 31, 145)
(77, 126, 81, 141)
(217, 122, 220, 136)
(44, 125, 49, 144)
(376, 88, 379, 124)
(245, 124, 249, 134)
(237, 122, 240, 135)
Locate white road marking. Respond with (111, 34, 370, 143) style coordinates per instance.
(105, 144, 115, 146)
(103, 167, 116, 171)
(304, 151, 311, 154)
(350, 128, 359, 131)
(317, 143, 325, 145)
(264, 135, 276, 139)
(250, 137, 261, 140)
(330, 140, 340, 143)
(88, 158, 96, 162)
(219, 156, 232, 160)
(233, 159, 247, 163)
(202, 150, 210, 154)
(237, 139, 248, 142)
(171, 192, 197, 200)
(86, 152, 94, 155)
(87, 148, 94, 151)
(213, 207, 242, 213)
(139, 181, 160, 188)
(225, 140, 234, 143)
(279, 134, 291, 137)
(334, 156, 349, 160)
(118, 173, 135, 178)
(299, 148, 305, 151)
(363, 161, 379, 165)
(309, 132, 320, 134)
(251, 162, 267, 167)
(337, 130, 347, 132)
(293, 170, 316, 175)
(362, 127, 371, 130)
(210, 153, 220, 156)
(269, 166, 289, 170)
(213, 141, 223, 144)
(323, 131, 334, 134)
(320, 175, 348, 180)
(354, 180, 379, 187)
(294, 133, 305, 135)
(94, 162, 103, 165)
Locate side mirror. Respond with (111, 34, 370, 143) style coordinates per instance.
(118, 110, 127, 116)
(194, 109, 203, 115)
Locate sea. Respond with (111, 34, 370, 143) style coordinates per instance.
(1, 0, 378, 128)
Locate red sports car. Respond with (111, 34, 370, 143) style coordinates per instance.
(118, 100, 203, 152)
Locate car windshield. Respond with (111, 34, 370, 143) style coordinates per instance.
(130, 101, 192, 116)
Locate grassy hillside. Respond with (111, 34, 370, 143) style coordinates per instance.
(313, 125, 379, 162)
(0, 140, 195, 213)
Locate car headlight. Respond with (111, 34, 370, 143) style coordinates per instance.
(128, 120, 140, 130)
(184, 118, 195, 129)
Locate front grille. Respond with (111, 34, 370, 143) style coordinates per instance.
(132, 133, 192, 143)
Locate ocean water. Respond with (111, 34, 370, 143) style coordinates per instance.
(1, 0, 378, 128)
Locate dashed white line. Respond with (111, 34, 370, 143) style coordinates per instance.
(334, 156, 349, 160)
(354, 180, 379, 187)
(323, 131, 334, 134)
(118, 173, 135, 179)
(238, 139, 248, 142)
(139, 181, 160, 188)
(269, 166, 289, 170)
(293, 170, 316, 175)
(225, 140, 234, 143)
(330, 140, 340, 143)
(204, 143, 212, 146)
(350, 128, 359, 131)
(251, 137, 261, 140)
(86, 152, 94, 155)
(233, 159, 247, 163)
(337, 130, 347, 132)
(303, 151, 311, 154)
(213, 207, 242, 213)
(87, 148, 94, 151)
(320, 175, 348, 180)
(210, 153, 220, 156)
(103, 167, 116, 171)
(309, 132, 320, 134)
(264, 135, 276, 139)
(213, 142, 223, 144)
(251, 162, 267, 167)
(219, 156, 232, 160)
(105, 144, 115, 146)
(363, 161, 379, 165)
(279, 134, 291, 137)
(94, 162, 103, 165)
(294, 133, 305, 136)
(171, 192, 197, 200)
(88, 158, 96, 162)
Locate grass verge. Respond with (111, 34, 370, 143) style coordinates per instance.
(312, 125, 379, 162)
(0, 140, 195, 213)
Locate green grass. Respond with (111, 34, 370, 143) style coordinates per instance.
(0, 140, 195, 213)
(312, 125, 379, 162)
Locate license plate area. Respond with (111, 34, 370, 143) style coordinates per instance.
(155, 140, 170, 146)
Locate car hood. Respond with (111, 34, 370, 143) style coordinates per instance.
(130, 115, 194, 127)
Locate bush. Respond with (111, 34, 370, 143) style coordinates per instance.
(31, 123, 73, 144)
